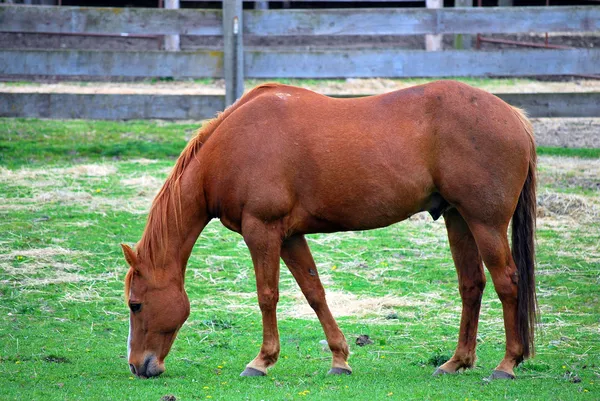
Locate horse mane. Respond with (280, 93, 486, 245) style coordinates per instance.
(135, 83, 281, 269)
(135, 118, 217, 269)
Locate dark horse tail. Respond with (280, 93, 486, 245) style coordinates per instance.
(511, 107, 538, 360)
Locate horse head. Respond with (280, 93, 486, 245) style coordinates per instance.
(122, 244, 190, 378)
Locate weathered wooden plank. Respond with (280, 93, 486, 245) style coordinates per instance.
(1, 92, 597, 120)
(1, 49, 598, 78)
(0, 93, 225, 120)
(244, 49, 600, 78)
(1, 5, 598, 36)
(0, 49, 224, 78)
(0, 5, 223, 35)
(495, 92, 600, 118)
(244, 6, 600, 36)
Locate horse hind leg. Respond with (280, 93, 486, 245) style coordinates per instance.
(469, 221, 523, 379)
(434, 208, 486, 376)
(240, 216, 283, 377)
(280, 234, 351, 375)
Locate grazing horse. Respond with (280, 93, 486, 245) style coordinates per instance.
(122, 80, 537, 380)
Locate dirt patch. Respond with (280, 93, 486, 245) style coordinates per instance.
(355, 334, 374, 347)
(43, 355, 71, 364)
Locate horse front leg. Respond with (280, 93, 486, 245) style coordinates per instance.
(281, 234, 351, 375)
(240, 217, 283, 377)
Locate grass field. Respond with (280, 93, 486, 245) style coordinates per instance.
(1, 118, 599, 400)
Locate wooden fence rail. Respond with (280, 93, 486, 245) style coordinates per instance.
(1, 5, 598, 36)
(2, 92, 598, 120)
(1, 48, 598, 78)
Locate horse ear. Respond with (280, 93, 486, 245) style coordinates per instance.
(121, 244, 138, 268)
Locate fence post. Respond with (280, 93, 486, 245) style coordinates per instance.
(164, 0, 180, 51)
(454, 0, 472, 50)
(223, 0, 244, 106)
(425, 0, 443, 51)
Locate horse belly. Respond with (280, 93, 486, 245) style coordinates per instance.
(299, 167, 433, 232)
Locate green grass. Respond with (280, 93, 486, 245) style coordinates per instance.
(1, 118, 599, 400)
(537, 146, 600, 159)
(0, 119, 198, 168)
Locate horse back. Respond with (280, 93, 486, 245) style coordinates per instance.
(200, 81, 532, 234)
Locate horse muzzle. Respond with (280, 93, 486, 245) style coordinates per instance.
(129, 355, 165, 378)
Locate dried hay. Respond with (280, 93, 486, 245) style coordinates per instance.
(0, 247, 112, 286)
(0, 166, 63, 188)
(537, 191, 599, 221)
(35, 190, 93, 203)
(538, 156, 600, 192)
(0, 247, 89, 261)
(65, 164, 117, 177)
(63, 287, 104, 303)
(121, 175, 163, 197)
(128, 158, 159, 165)
(0, 163, 117, 189)
(281, 290, 434, 319)
(192, 289, 444, 321)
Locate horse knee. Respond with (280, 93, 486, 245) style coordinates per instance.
(304, 289, 326, 311)
(257, 289, 279, 311)
(490, 270, 518, 303)
(459, 278, 486, 306)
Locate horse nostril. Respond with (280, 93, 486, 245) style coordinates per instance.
(129, 363, 137, 375)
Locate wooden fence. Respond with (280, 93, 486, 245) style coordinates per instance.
(2, 92, 598, 120)
(2, 5, 598, 35)
(1, 3, 599, 118)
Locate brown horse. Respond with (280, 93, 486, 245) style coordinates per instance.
(122, 80, 537, 380)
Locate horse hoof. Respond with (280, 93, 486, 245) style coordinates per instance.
(328, 367, 352, 375)
(240, 367, 266, 377)
(487, 370, 515, 380)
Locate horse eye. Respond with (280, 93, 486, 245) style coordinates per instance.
(129, 303, 142, 313)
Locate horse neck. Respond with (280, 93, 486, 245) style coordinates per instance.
(138, 166, 209, 276)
